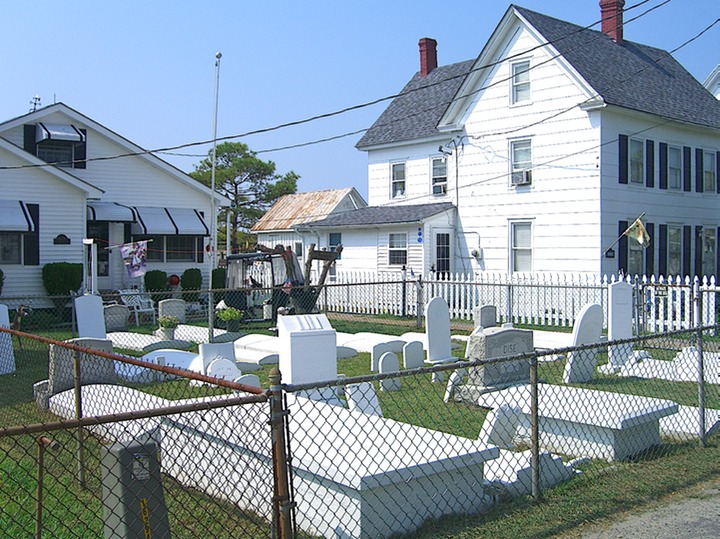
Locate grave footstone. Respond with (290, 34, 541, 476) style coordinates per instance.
(473, 305, 497, 329)
(207, 357, 242, 382)
(346, 382, 383, 416)
(0, 304, 15, 375)
(371, 342, 394, 372)
(562, 303, 604, 384)
(477, 404, 523, 449)
(402, 341, 424, 369)
(378, 352, 400, 391)
(455, 326, 533, 404)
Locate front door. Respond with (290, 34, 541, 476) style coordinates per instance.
(87, 221, 111, 290)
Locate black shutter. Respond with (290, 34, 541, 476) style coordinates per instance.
(23, 203, 40, 266)
(695, 149, 703, 193)
(659, 225, 668, 276)
(717, 152, 720, 194)
(23, 124, 36, 154)
(124, 223, 132, 244)
(645, 222, 654, 276)
(683, 146, 692, 192)
(695, 225, 703, 278)
(658, 143, 668, 190)
(618, 135, 628, 184)
(682, 225, 691, 277)
(645, 140, 654, 188)
(74, 129, 87, 169)
(618, 220, 628, 274)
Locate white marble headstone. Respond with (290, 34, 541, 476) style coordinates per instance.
(378, 352, 400, 391)
(402, 341, 424, 369)
(562, 303, 604, 384)
(75, 295, 107, 339)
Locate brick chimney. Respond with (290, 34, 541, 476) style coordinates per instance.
(600, 0, 625, 44)
(419, 37, 438, 77)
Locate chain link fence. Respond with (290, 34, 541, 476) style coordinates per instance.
(1, 282, 719, 537)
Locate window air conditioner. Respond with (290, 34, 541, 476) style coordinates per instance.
(511, 169, 532, 186)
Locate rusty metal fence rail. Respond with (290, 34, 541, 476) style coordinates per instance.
(1, 312, 720, 537)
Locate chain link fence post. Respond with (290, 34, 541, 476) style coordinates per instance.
(73, 349, 87, 488)
(694, 280, 706, 447)
(269, 368, 293, 539)
(530, 353, 541, 501)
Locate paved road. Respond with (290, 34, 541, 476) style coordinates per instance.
(576, 477, 720, 538)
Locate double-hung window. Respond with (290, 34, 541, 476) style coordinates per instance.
(431, 157, 447, 195)
(702, 227, 716, 277)
(510, 139, 532, 185)
(668, 146, 682, 189)
(510, 222, 532, 272)
(0, 234, 21, 264)
(629, 138, 644, 184)
(329, 232, 342, 259)
(511, 60, 531, 104)
(388, 233, 407, 265)
(667, 225, 682, 276)
(391, 162, 406, 198)
(703, 150, 716, 192)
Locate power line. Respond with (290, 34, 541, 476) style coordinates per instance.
(0, 0, 667, 172)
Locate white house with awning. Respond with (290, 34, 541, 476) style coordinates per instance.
(0, 102, 229, 299)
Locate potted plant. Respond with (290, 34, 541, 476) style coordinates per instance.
(156, 315, 180, 340)
(217, 306, 243, 332)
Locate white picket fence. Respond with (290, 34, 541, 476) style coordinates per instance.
(316, 271, 718, 330)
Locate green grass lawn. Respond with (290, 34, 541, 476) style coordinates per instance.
(1, 321, 719, 538)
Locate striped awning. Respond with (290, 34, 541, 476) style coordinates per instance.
(0, 200, 35, 232)
(86, 201, 136, 222)
(131, 206, 209, 236)
(35, 123, 85, 143)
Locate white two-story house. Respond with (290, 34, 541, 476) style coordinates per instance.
(0, 103, 229, 299)
(303, 1, 720, 279)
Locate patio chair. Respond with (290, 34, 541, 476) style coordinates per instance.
(119, 289, 156, 327)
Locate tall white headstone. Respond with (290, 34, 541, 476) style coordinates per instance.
(75, 295, 106, 339)
(562, 303, 604, 384)
(607, 281, 633, 371)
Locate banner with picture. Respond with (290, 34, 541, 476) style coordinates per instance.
(119, 240, 148, 278)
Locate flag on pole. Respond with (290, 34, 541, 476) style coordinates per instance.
(119, 240, 148, 278)
(624, 218, 650, 246)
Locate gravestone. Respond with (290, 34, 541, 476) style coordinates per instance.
(234, 373, 261, 391)
(378, 352, 400, 391)
(34, 337, 116, 410)
(371, 342, 394, 372)
(562, 303, 604, 384)
(455, 326, 533, 404)
(75, 295, 106, 339)
(346, 382, 383, 416)
(425, 297, 455, 382)
(104, 304, 130, 332)
(0, 304, 15, 375)
(477, 404, 523, 449)
(473, 305, 497, 329)
(604, 281, 633, 372)
(206, 357, 242, 382)
(158, 299, 186, 324)
(402, 341, 424, 369)
(278, 314, 339, 405)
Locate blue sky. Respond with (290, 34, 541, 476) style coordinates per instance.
(2, 1, 717, 200)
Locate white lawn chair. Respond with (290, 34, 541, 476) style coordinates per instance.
(119, 290, 156, 326)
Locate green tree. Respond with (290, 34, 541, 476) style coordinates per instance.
(190, 142, 298, 253)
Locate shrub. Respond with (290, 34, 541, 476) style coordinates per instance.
(144, 270, 168, 303)
(158, 315, 180, 328)
(216, 307, 242, 321)
(181, 268, 203, 302)
(41, 263, 83, 307)
(212, 267, 226, 291)
(0, 268, 4, 296)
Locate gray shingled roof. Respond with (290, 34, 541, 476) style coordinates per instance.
(514, 6, 720, 130)
(358, 5, 720, 150)
(299, 202, 455, 228)
(355, 60, 474, 149)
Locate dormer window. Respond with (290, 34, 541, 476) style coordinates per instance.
(511, 60, 531, 104)
(24, 123, 87, 169)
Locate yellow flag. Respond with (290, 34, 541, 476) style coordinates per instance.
(625, 218, 650, 246)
